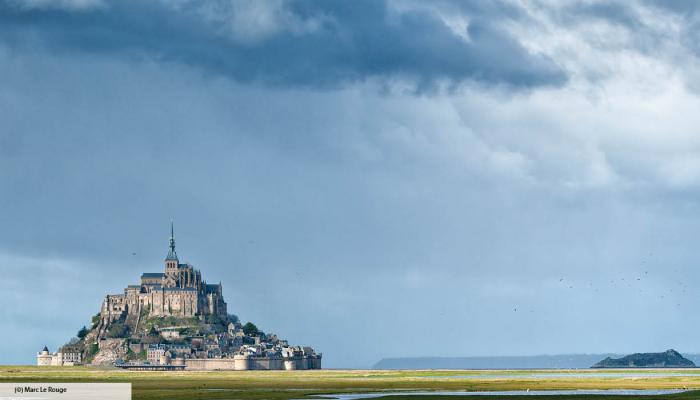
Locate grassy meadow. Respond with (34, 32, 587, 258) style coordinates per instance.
(3, 366, 700, 400)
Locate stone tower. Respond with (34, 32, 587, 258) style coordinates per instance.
(36, 346, 51, 366)
(165, 222, 178, 277)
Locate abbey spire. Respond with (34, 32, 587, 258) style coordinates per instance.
(166, 221, 178, 261)
(164, 222, 179, 277)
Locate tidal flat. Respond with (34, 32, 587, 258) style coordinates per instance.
(3, 366, 700, 400)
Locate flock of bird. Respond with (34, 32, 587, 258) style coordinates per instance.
(512, 253, 692, 312)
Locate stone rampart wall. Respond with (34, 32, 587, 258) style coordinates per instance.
(183, 356, 320, 370)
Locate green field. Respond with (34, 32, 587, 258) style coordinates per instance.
(3, 366, 700, 400)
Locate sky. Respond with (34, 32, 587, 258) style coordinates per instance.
(3, 0, 700, 368)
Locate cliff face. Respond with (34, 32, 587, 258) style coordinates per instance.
(593, 349, 696, 368)
(91, 339, 128, 366)
(83, 313, 231, 365)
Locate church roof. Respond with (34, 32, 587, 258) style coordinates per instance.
(165, 249, 178, 261)
(204, 283, 222, 294)
(141, 273, 164, 278)
(162, 287, 197, 292)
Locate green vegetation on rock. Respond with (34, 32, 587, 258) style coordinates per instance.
(243, 322, 259, 336)
(105, 323, 128, 339)
(77, 326, 89, 340)
(593, 349, 696, 368)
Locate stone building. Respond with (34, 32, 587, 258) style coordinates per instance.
(100, 224, 227, 329)
(147, 345, 167, 365)
(36, 346, 51, 366)
(36, 346, 83, 366)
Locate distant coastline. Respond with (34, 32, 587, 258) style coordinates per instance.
(374, 353, 700, 370)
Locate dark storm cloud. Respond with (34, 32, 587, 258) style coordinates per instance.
(646, 0, 700, 16)
(0, 0, 566, 90)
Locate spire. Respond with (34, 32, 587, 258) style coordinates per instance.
(166, 221, 178, 261)
(170, 221, 175, 251)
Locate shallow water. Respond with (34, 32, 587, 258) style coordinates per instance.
(426, 372, 700, 379)
(318, 389, 688, 400)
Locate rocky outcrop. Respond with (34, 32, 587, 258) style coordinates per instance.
(91, 339, 127, 365)
(593, 349, 695, 368)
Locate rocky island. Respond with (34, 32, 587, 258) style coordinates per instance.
(592, 349, 695, 368)
(37, 225, 321, 370)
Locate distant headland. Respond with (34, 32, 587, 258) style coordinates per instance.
(373, 352, 700, 369)
(592, 349, 695, 368)
(37, 224, 321, 371)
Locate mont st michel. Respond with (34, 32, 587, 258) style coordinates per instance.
(36, 225, 321, 371)
(10, 1, 700, 399)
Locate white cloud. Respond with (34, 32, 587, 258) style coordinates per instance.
(12, 0, 104, 11)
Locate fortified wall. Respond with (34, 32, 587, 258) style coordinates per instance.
(181, 354, 321, 370)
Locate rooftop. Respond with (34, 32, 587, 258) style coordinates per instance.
(160, 287, 197, 292)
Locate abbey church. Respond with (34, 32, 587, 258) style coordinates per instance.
(101, 224, 227, 328)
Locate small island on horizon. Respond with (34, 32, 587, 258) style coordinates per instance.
(592, 349, 695, 368)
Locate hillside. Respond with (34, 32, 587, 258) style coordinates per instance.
(592, 349, 696, 368)
(64, 312, 247, 364)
